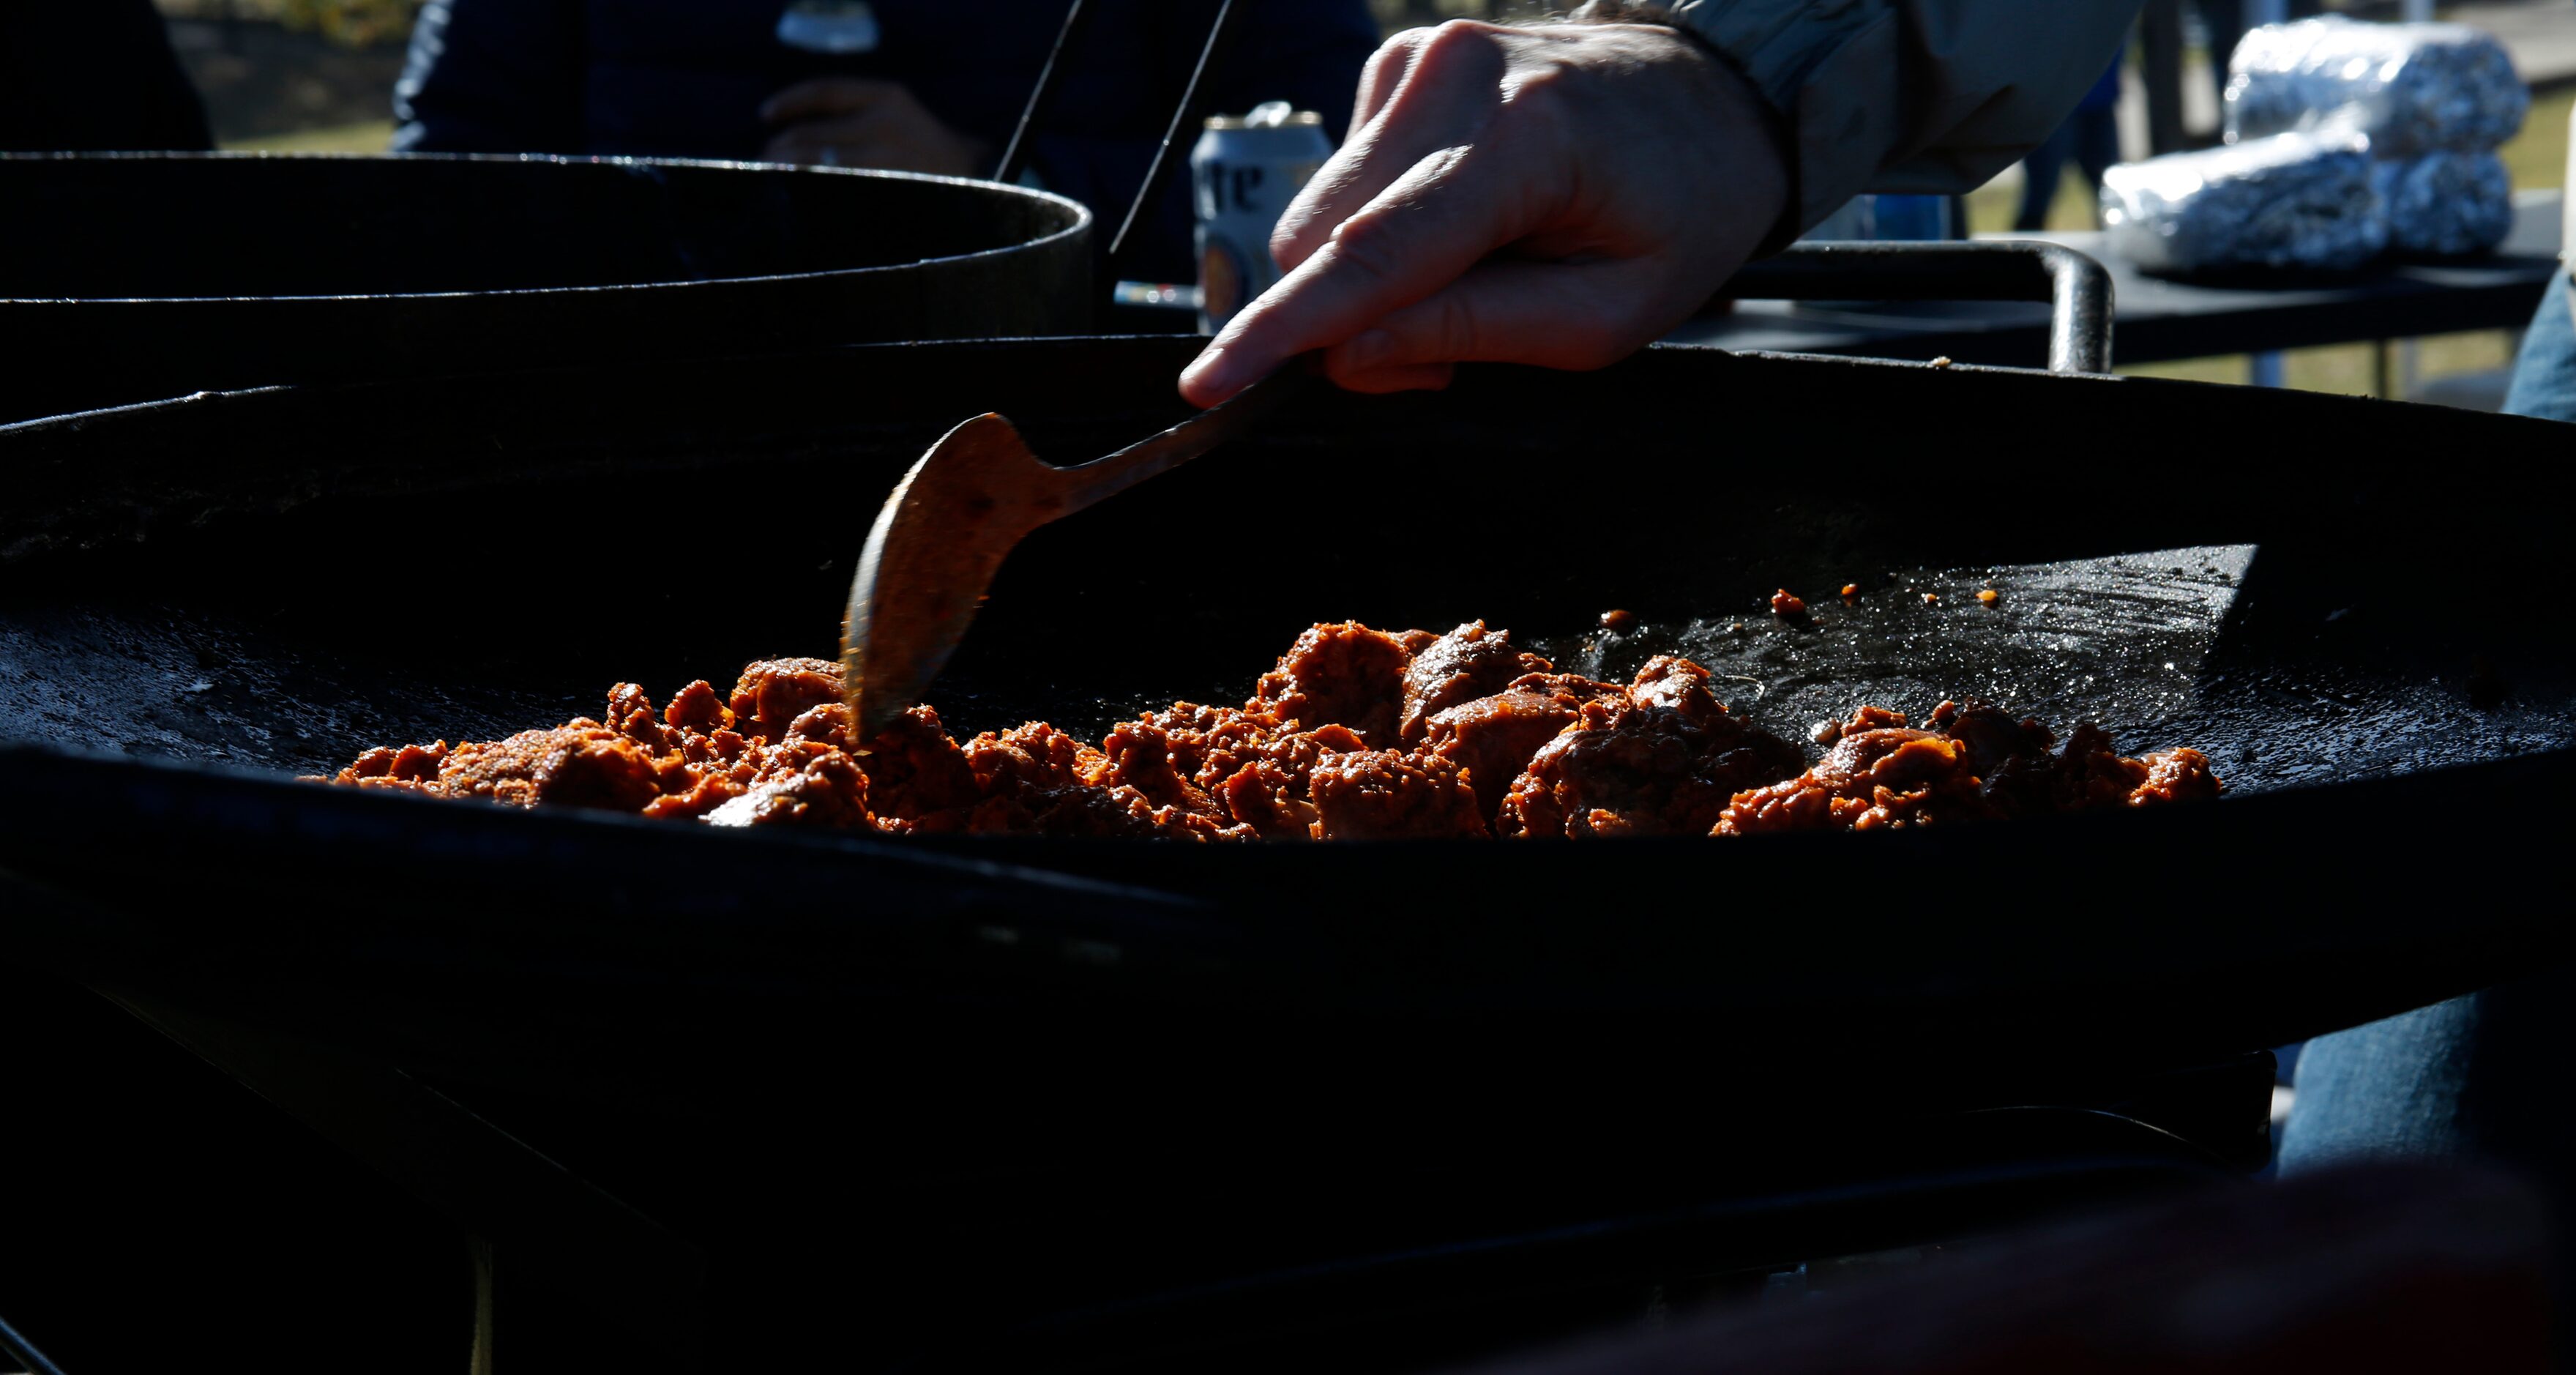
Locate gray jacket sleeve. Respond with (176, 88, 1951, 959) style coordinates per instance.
(1668, 0, 2142, 233)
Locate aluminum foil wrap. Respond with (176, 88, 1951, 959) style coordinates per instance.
(2373, 150, 2514, 257)
(2101, 133, 2386, 275)
(2224, 17, 2528, 156)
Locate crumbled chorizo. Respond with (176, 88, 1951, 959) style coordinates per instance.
(1397, 621, 1552, 745)
(323, 623, 2218, 841)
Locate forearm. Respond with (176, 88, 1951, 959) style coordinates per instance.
(1656, 0, 2141, 233)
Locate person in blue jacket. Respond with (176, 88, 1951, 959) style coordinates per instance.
(391, 0, 1380, 281)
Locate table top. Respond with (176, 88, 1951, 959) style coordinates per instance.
(1666, 190, 2566, 369)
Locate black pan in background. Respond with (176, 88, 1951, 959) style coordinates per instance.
(0, 153, 1091, 422)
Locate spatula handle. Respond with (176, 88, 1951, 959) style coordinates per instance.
(1055, 361, 1311, 515)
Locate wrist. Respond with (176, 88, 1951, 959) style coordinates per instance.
(1566, 4, 1797, 255)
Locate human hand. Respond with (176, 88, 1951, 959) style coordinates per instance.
(760, 78, 994, 177)
(1178, 19, 1789, 406)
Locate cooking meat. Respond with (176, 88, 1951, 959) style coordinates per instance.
(1717, 701, 2222, 835)
(1252, 621, 1414, 745)
(1425, 672, 1624, 821)
(340, 721, 674, 813)
(1089, 719, 1228, 820)
(705, 748, 873, 830)
(1217, 759, 1322, 839)
(321, 621, 2221, 841)
(1496, 658, 1804, 838)
(1206, 724, 1368, 839)
(728, 657, 843, 739)
(964, 721, 1102, 794)
(1628, 655, 1732, 719)
(1308, 749, 1486, 840)
(851, 702, 980, 824)
(1135, 701, 1276, 791)
(2054, 725, 2222, 808)
(1397, 621, 1553, 745)
(1716, 707, 1998, 833)
(919, 719, 1247, 841)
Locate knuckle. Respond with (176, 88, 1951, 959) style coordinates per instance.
(1425, 17, 1494, 47)
(1434, 294, 1482, 359)
(1324, 211, 1410, 287)
(1268, 214, 1312, 268)
(1360, 42, 1409, 89)
(1414, 18, 1503, 74)
(1268, 165, 1345, 263)
(1509, 62, 1572, 107)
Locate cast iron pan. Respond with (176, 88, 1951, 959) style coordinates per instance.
(1, 337, 2569, 1367)
(0, 153, 1093, 422)
(1, 333, 2568, 1058)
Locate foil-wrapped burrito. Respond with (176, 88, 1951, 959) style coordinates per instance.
(2224, 16, 2528, 157)
(2373, 150, 2515, 258)
(2102, 132, 2387, 275)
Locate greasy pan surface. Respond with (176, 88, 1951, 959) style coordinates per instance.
(6, 337, 2572, 1371)
(1, 336, 2570, 1089)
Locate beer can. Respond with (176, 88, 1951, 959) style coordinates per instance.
(1190, 101, 1333, 334)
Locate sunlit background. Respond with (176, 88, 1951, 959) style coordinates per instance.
(150, 0, 2576, 400)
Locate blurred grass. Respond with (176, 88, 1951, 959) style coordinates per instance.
(1968, 84, 2571, 395)
(223, 119, 396, 153)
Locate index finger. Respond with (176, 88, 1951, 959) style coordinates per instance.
(1178, 144, 1524, 407)
(761, 78, 893, 124)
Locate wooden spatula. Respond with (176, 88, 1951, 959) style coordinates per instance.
(841, 366, 1307, 736)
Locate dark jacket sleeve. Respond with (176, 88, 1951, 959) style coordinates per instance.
(1030, 0, 1378, 282)
(392, 0, 588, 153)
(0, 0, 210, 152)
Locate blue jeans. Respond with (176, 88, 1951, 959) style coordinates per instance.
(2502, 275, 2576, 422)
(2284, 985, 2552, 1172)
(2281, 280, 2576, 1189)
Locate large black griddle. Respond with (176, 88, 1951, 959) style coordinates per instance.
(0, 153, 1091, 423)
(1, 337, 2570, 1368)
